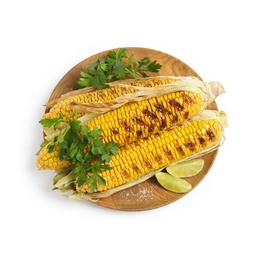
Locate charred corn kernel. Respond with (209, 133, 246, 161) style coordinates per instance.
(43, 77, 181, 121)
(76, 111, 224, 193)
(86, 91, 204, 146)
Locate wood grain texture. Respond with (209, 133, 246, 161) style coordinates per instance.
(46, 47, 218, 211)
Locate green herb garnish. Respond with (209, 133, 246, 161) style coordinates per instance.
(39, 115, 119, 192)
(74, 48, 162, 90)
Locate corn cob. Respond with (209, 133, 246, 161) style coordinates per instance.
(76, 110, 227, 195)
(85, 90, 204, 146)
(42, 76, 182, 121)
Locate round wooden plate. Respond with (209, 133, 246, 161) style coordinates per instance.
(46, 47, 218, 211)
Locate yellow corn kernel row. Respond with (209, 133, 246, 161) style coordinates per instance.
(86, 90, 204, 146)
(42, 77, 181, 121)
(76, 112, 224, 193)
(115, 77, 180, 88)
(36, 144, 71, 170)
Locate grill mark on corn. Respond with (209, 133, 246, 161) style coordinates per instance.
(142, 108, 158, 120)
(154, 104, 171, 116)
(132, 164, 140, 173)
(176, 146, 185, 156)
(184, 141, 196, 152)
(121, 169, 130, 178)
(154, 155, 163, 163)
(183, 111, 189, 119)
(125, 126, 131, 132)
(158, 118, 166, 130)
(198, 136, 206, 146)
(111, 129, 119, 135)
(120, 120, 131, 132)
(132, 117, 146, 127)
(206, 129, 215, 141)
(148, 124, 155, 133)
(143, 159, 153, 169)
(172, 115, 178, 123)
(164, 149, 174, 160)
(168, 99, 184, 111)
(180, 92, 195, 104)
(153, 103, 180, 126)
(136, 130, 143, 137)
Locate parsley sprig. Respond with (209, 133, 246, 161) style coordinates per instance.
(74, 48, 162, 90)
(39, 115, 119, 192)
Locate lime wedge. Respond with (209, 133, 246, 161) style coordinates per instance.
(155, 172, 192, 193)
(166, 159, 204, 178)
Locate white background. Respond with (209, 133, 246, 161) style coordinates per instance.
(1, 0, 259, 259)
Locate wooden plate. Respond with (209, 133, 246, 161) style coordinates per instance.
(46, 47, 218, 211)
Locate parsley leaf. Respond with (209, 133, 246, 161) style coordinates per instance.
(91, 69, 107, 89)
(39, 114, 63, 130)
(39, 115, 119, 192)
(138, 57, 162, 72)
(74, 48, 162, 90)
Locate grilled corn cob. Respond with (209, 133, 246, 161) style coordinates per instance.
(85, 90, 204, 146)
(76, 110, 227, 195)
(42, 76, 182, 121)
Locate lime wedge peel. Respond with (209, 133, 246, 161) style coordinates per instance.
(155, 159, 204, 193)
(155, 172, 192, 193)
(166, 159, 205, 178)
